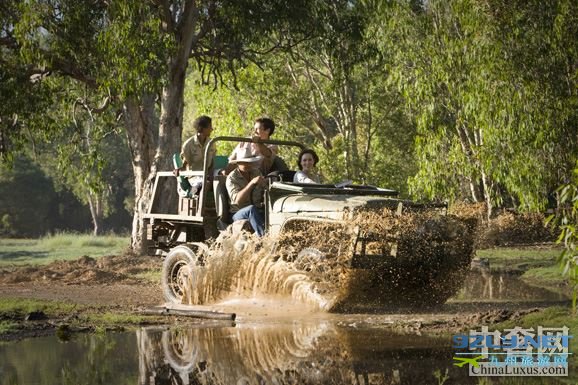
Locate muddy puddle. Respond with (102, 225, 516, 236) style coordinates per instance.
(0, 321, 572, 385)
(455, 271, 568, 303)
(0, 271, 572, 384)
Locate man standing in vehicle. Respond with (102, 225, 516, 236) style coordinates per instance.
(175, 115, 216, 196)
(180, 115, 215, 172)
(223, 117, 288, 175)
(225, 153, 266, 236)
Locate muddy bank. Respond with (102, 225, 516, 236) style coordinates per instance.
(0, 254, 159, 285)
(0, 248, 569, 342)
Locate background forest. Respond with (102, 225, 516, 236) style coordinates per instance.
(0, 0, 576, 249)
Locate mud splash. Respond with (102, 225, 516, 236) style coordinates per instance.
(182, 209, 476, 311)
(182, 231, 339, 310)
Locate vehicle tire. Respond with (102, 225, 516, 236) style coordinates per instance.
(162, 245, 205, 304)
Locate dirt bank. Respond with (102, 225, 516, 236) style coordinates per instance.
(0, 253, 565, 342)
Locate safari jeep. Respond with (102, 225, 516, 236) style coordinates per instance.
(145, 137, 476, 308)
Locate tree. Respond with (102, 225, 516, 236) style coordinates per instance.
(1, 0, 326, 251)
(186, 1, 416, 193)
(377, 0, 578, 217)
(548, 163, 578, 308)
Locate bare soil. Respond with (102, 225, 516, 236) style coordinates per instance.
(0, 251, 560, 342)
(0, 254, 164, 305)
(0, 254, 167, 340)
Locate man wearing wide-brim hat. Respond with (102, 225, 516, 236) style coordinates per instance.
(225, 154, 267, 236)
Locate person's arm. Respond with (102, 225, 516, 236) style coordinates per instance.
(254, 140, 277, 173)
(252, 136, 274, 158)
(227, 174, 265, 206)
(180, 138, 193, 170)
(221, 163, 236, 175)
(233, 176, 265, 205)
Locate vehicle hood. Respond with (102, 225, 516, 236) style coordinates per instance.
(271, 194, 401, 213)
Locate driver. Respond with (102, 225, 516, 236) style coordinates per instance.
(225, 152, 266, 237)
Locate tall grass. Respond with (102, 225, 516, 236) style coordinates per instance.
(0, 232, 130, 266)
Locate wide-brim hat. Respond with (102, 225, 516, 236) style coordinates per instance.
(229, 154, 263, 164)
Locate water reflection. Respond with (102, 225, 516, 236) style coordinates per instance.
(455, 270, 568, 302)
(0, 323, 570, 384)
(137, 324, 466, 385)
(0, 332, 139, 385)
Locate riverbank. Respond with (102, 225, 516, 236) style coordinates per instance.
(0, 244, 571, 341)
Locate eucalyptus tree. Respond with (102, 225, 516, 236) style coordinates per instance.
(378, 0, 577, 218)
(1, 0, 324, 251)
(550, 165, 578, 307)
(186, 0, 416, 192)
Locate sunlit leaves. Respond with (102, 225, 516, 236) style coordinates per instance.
(378, 0, 577, 213)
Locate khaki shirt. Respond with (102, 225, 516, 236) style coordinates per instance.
(181, 134, 216, 171)
(226, 168, 264, 212)
(228, 142, 278, 174)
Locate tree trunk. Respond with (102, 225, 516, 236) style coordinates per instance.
(87, 192, 103, 236)
(153, 60, 188, 217)
(481, 170, 493, 221)
(126, 3, 198, 254)
(124, 96, 157, 254)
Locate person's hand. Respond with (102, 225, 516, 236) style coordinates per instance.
(173, 168, 181, 177)
(252, 135, 261, 143)
(251, 176, 266, 187)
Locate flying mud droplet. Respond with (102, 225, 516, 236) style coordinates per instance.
(179, 209, 477, 311)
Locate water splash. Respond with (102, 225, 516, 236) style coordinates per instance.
(181, 209, 476, 311)
(182, 230, 340, 310)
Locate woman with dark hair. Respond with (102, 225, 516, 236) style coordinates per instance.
(294, 149, 322, 184)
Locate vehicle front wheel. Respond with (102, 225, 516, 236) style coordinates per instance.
(162, 245, 205, 304)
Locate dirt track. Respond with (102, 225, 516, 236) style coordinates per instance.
(0, 251, 569, 344)
(0, 282, 161, 308)
(0, 254, 164, 307)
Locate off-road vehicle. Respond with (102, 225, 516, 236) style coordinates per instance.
(145, 137, 475, 308)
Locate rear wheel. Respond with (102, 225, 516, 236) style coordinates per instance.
(162, 244, 206, 304)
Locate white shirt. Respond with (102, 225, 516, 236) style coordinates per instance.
(293, 171, 321, 184)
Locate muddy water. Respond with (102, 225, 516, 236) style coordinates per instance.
(0, 322, 570, 385)
(0, 263, 570, 384)
(456, 271, 568, 303)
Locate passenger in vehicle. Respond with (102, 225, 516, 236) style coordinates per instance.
(225, 152, 266, 237)
(223, 117, 285, 175)
(175, 115, 216, 196)
(180, 115, 216, 171)
(294, 149, 322, 184)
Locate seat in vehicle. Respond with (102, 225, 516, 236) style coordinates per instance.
(213, 171, 232, 230)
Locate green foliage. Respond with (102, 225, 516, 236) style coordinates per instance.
(0, 233, 129, 266)
(0, 321, 18, 334)
(86, 313, 146, 326)
(2, 0, 134, 235)
(185, 1, 417, 192)
(98, 1, 170, 97)
(0, 157, 59, 236)
(3, 0, 577, 251)
(549, 165, 578, 308)
(493, 306, 578, 330)
(0, 298, 78, 318)
(378, 0, 578, 210)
